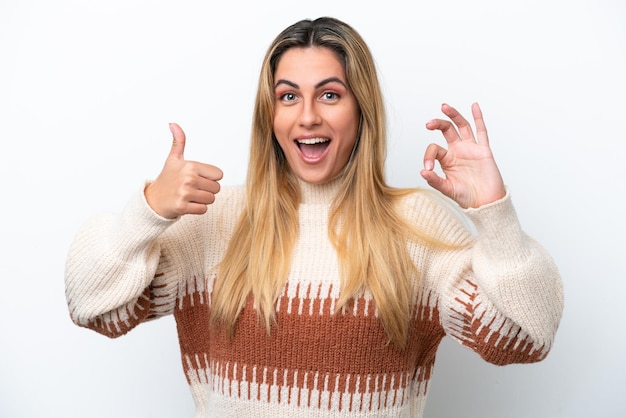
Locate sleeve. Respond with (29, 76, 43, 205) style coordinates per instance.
(431, 190, 564, 365)
(64, 187, 198, 338)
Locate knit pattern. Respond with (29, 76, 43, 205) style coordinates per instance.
(65, 183, 563, 417)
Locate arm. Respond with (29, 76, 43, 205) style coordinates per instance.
(437, 193, 563, 364)
(65, 123, 223, 337)
(64, 191, 179, 337)
(419, 103, 563, 363)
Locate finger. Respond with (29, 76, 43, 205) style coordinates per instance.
(168, 123, 186, 160)
(183, 202, 211, 216)
(420, 166, 442, 185)
(422, 143, 447, 171)
(174, 186, 219, 216)
(471, 102, 489, 145)
(195, 177, 222, 195)
(420, 167, 448, 196)
(440, 103, 476, 142)
(425, 118, 462, 145)
(197, 164, 224, 182)
(187, 189, 218, 206)
(178, 170, 222, 196)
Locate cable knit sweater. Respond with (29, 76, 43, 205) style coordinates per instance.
(64, 179, 563, 417)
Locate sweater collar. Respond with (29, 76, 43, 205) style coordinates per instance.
(298, 176, 343, 205)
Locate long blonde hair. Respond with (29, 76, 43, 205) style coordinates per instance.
(210, 17, 455, 347)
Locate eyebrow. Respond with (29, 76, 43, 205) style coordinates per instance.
(274, 77, 348, 90)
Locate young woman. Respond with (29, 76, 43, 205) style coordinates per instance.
(65, 16, 563, 417)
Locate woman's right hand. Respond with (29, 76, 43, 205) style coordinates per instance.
(144, 123, 223, 219)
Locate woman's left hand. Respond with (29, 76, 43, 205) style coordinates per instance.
(420, 102, 506, 208)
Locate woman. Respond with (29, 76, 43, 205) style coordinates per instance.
(65, 16, 563, 417)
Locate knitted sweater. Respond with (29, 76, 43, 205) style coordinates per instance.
(64, 179, 563, 417)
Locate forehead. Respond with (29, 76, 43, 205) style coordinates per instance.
(274, 47, 346, 82)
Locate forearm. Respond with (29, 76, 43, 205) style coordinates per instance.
(464, 191, 564, 348)
(435, 191, 563, 364)
(64, 190, 176, 329)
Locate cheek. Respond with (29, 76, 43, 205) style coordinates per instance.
(272, 124, 293, 159)
(273, 110, 290, 140)
(336, 117, 359, 151)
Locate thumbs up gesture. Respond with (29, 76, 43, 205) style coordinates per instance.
(144, 123, 223, 219)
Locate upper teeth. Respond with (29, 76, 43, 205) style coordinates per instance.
(297, 138, 329, 145)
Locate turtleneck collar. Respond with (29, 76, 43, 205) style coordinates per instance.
(298, 176, 344, 205)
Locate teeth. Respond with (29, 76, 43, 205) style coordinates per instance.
(297, 138, 329, 145)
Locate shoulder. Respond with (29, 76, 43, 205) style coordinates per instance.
(167, 184, 245, 236)
(214, 184, 246, 209)
(201, 184, 246, 225)
(395, 188, 475, 246)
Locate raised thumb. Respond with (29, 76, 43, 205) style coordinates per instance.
(168, 122, 186, 160)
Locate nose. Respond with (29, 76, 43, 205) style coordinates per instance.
(298, 99, 322, 128)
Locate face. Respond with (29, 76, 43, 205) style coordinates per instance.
(273, 47, 360, 185)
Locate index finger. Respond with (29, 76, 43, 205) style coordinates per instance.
(198, 164, 224, 182)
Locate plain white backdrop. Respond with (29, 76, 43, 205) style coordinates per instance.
(1, 0, 624, 417)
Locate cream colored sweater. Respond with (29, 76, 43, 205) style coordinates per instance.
(64, 180, 563, 417)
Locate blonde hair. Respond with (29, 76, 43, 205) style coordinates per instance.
(210, 17, 457, 347)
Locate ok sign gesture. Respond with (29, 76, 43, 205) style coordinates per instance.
(421, 103, 506, 208)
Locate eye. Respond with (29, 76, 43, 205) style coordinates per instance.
(321, 92, 339, 101)
(280, 92, 298, 102)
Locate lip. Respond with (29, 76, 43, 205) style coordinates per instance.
(294, 136, 331, 164)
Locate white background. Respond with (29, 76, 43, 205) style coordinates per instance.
(1, 0, 624, 417)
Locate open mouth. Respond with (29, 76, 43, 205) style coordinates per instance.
(296, 137, 330, 159)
